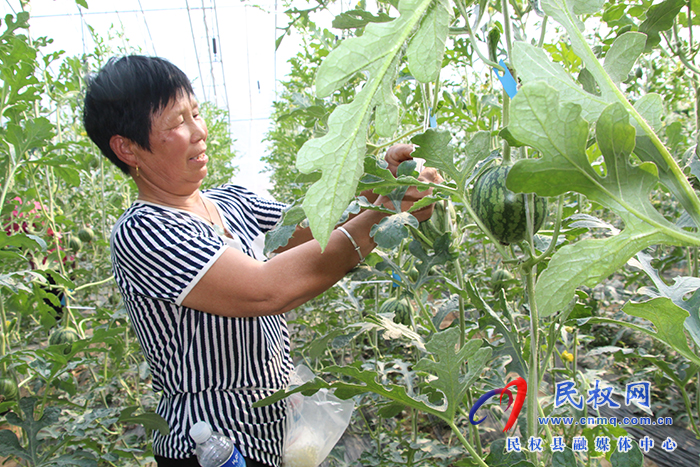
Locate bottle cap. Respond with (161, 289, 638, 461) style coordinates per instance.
(189, 421, 213, 444)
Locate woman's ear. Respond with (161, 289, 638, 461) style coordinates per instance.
(110, 135, 138, 168)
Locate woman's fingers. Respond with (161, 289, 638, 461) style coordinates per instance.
(385, 144, 414, 176)
(417, 167, 442, 185)
(373, 165, 443, 221)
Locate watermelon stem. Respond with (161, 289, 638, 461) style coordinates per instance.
(522, 194, 564, 269)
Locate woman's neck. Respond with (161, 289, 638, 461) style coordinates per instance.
(135, 179, 203, 211)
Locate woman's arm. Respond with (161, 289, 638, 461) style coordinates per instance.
(182, 170, 438, 318)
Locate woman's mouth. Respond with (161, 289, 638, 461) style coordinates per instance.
(190, 153, 208, 162)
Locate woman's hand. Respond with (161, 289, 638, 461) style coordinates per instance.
(375, 167, 443, 223)
(385, 144, 415, 176)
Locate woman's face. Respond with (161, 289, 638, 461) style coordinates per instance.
(135, 92, 209, 196)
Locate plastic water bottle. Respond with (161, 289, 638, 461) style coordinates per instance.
(189, 421, 246, 467)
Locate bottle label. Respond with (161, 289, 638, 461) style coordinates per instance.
(220, 448, 246, 467)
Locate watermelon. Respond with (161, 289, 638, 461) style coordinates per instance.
(491, 268, 515, 292)
(470, 165, 547, 245)
(379, 296, 412, 326)
(67, 236, 82, 252)
(78, 227, 95, 243)
(0, 377, 18, 402)
(49, 327, 80, 354)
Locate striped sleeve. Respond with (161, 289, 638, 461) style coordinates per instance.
(112, 210, 227, 305)
(216, 184, 287, 233)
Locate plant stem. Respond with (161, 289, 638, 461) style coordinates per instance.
(0, 298, 9, 373)
(455, 258, 466, 349)
(73, 275, 115, 292)
(525, 265, 540, 464)
(522, 194, 564, 269)
(371, 126, 424, 153)
(537, 16, 548, 49)
(447, 421, 490, 467)
(454, 192, 511, 258)
(464, 391, 484, 456)
(501, 0, 514, 68)
(455, 0, 504, 71)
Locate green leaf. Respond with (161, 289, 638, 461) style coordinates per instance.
(499, 127, 526, 148)
(508, 87, 697, 316)
(680, 289, 700, 348)
(4, 398, 61, 462)
(484, 439, 531, 467)
(622, 298, 699, 365)
(263, 206, 307, 256)
(538, 0, 700, 227)
(406, 0, 452, 83)
(359, 313, 426, 352)
(75, 0, 89, 8)
(463, 280, 527, 376)
(630, 252, 700, 306)
(298, 0, 450, 249)
(633, 94, 663, 133)
(639, 0, 685, 51)
(5, 118, 54, 160)
(0, 430, 29, 462)
(633, 135, 700, 228)
(512, 41, 610, 123)
(610, 442, 644, 467)
(411, 129, 490, 189)
(49, 452, 98, 467)
(570, 0, 604, 15)
(0, 231, 45, 252)
(408, 237, 455, 278)
(603, 32, 646, 84)
(414, 328, 491, 420)
(255, 330, 489, 427)
(332, 10, 394, 29)
(117, 407, 170, 436)
(534, 223, 671, 317)
(370, 212, 419, 249)
(552, 448, 577, 467)
(577, 68, 599, 95)
(254, 365, 448, 417)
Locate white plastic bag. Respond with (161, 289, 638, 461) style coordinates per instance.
(282, 365, 354, 467)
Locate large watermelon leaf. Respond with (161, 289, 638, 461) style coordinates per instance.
(507, 87, 700, 316)
(512, 0, 700, 226)
(296, 0, 453, 250)
(410, 129, 491, 190)
(253, 328, 490, 423)
(414, 328, 492, 421)
(584, 297, 700, 366)
(630, 252, 700, 348)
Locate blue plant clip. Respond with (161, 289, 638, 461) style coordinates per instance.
(493, 59, 518, 99)
(391, 270, 402, 288)
(428, 107, 437, 128)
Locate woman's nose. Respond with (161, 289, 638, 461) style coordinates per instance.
(191, 118, 208, 142)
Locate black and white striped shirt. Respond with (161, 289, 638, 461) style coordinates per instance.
(111, 184, 294, 465)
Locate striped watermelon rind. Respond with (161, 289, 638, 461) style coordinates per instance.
(471, 165, 547, 245)
(0, 377, 18, 402)
(379, 296, 412, 326)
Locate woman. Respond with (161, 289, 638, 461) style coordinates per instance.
(83, 55, 438, 467)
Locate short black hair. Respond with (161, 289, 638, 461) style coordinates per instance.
(82, 55, 195, 174)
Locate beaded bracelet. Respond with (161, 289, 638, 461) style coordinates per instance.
(337, 227, 364, 262)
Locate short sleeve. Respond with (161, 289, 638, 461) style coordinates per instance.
(214, 185, 287, 233)
(111, 208, 227, 306)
